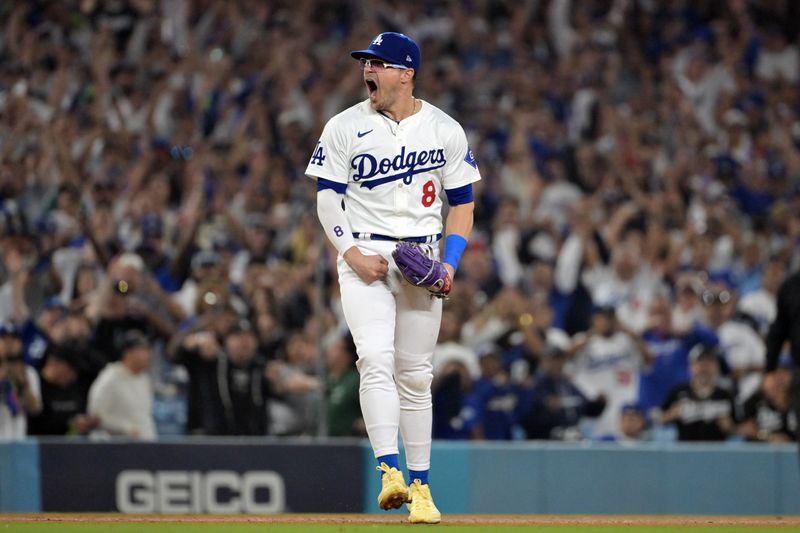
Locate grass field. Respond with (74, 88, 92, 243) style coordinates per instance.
(4, 515, 800, 533)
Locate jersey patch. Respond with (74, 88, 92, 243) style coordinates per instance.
(310, 142, 326, 166)
(464, 145, 477, 169)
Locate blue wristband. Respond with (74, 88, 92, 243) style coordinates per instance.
(443, 234, 468, 271)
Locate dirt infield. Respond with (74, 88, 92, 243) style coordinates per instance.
(3, 514, 800, 527)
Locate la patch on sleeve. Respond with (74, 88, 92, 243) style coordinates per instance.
(464, 145, 477, 169)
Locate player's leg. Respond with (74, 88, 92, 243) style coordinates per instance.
(337, 243, 408, 510)
(394, 275, 443, 524)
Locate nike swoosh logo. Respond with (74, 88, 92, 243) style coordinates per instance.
(357, 129, 373, 138)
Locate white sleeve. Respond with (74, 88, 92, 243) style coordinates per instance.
(492, 227, 522, 287)
(555, 233, 583, 293)
(721, 325, 766, 369)
(548, 0, 576, 58)
(441, 124, 481, 190)
(25, 366, 41, 404)
(305, 116, 351, 184)
(317, 188, 356, 255)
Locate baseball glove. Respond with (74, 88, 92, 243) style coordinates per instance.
(392, 242, 452, 297)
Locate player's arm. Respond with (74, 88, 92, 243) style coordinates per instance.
(316, 179, 388, 284)
(439, 120, 480, 281)
(441, 184, 474, 279)
(659, 390, 682, 424)
(618, 321, 654, 366)
(764, 276, 792, 373)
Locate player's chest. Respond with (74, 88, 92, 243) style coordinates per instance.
(347, 126, 446, 189)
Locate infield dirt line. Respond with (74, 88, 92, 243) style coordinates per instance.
(2, 514, 800, 527)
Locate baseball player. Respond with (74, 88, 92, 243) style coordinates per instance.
(306, 32, 480, 524)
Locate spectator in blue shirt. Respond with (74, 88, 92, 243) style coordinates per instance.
(517, 345, 606, 440)
(467, 344, 518, 440)
(639, 297, 719, 417)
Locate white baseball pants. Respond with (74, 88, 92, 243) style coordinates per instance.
(337, 239, 442, 471)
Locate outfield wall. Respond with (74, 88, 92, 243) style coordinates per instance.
(1, 439, 798, 515)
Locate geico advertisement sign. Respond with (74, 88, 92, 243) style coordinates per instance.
(116, 470, 285, 513)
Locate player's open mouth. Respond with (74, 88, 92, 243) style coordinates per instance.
(366, 79, 378, 99)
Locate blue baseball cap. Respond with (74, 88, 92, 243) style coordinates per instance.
(621, 402, 650, 426)
(0, 322, 19, 337)
(351, 32, 420, 72)
(41, 297, 67, 312)
(621, 402, 644, 415)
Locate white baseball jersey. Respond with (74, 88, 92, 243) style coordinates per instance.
(569, 332, 643, 437)
(718, 320, 766, 402)
(305, 99, 481, 238)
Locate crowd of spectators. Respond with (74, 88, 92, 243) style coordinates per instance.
(1, 0, 799, 444)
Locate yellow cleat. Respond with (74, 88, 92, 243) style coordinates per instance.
(376, 463, 411, 510)
(407, 479, 441, 524)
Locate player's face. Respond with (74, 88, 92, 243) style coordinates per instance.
(127, 345, 152, 373)
(225, 331, 257, 367)
(592, 312, 616, 337)
(690, 357, 718, 387)
(620, 411, 645, 438)
(361, 58, 412, 111)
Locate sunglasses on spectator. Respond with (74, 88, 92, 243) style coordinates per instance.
(0, 355, 23, 366)
(359, 58, 408, 71)
(170, 145, 193, 161)
(701, 290, 731, 306)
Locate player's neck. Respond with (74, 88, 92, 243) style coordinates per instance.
(381, 95, 419, 123)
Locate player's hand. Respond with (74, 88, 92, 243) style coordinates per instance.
(8, 361, 28, 388)
(661, 404, 682, 424)
(196, 332, 221, 360)
(768, 432, 792, 444)
(443, 263, 455, 282)
(71, 414, 100, 434)
(344, 247, 388, 284)
(716, 415, 735, 435)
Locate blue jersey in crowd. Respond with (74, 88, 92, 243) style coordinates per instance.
(467, 377, 518, 440)
(638, 324, 719, 412)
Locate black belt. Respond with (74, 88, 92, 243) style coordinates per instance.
(353, 232, 442, 244)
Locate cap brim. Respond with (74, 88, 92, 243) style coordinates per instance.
(350, 49, 395, 63)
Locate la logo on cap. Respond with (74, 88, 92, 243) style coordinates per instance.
(372, 34, 383, 46)
(406, 55, 412, 62)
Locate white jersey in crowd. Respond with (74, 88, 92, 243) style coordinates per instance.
(0, 367, 40, 440)
(88, 362, 156, 440)
(719, 320, 766, 403)
(737, 289, 776, 336)
(569, 332, 643, 438)
(305, 99, 481, 237)
(581, 264, 664, 333)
